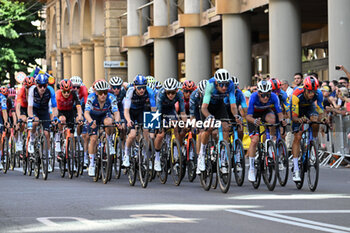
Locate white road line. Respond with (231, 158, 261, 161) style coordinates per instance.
(106, 204, 261, 211)
(265, 210, 350, 214)
(229, 194, 350, 200)
(226, 209, 349, 233)
(252, 210, 350, 232)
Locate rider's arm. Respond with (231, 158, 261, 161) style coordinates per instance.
(291, 94, 300, 122)
(229, 87, 238, 116)
(2, 110, 8, 125)
(27, 86, 34, 118)
(201, 82, 213, 118)
(73, 91, 83, 118)
(109, 93, 120, 122)
(246, 93, 257, 123)
(177, 91, 187, 121)
(48, 86, 58, 118)
(84, 94, 94, 124)
(123, 87, 133, 123)
(16, 102, 21, 119)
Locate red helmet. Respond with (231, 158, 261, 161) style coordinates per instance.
(182, 80, 196, 91)
(303, 76, 319, 91)
(270, 78, 281, 91)
(23, 76, 36, 88)
(0, 86, 8, 96)
(60, 79, 73, 91)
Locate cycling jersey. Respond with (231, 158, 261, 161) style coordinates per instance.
(85, 93, 118, 118)
(156, 88, 185, 113)
(28, 85, 57, 111)
(189, 89, 202, 120)
(16, 86, 28, 108)
(274, 89, 290, 112)
(225, 89, 247, 109)
(78, 85, 88, 105)
(247, 92, 282, 115)
(290, 87, 324, 118)
(56, 90, 80, 111)
(124, 86, 156, 110)
(202, 78, 236, 105)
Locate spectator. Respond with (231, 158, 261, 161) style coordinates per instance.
(308, 72, 319, 80)
(339, 77, 349, 89)
(329, 80, 338, 97)
(281, 80, 293, 98)
(322, 80, 330, 87)
(321, 85, 332, 109)
(337, 65, 350, 83)
(250, 86, 258, 93)
(293, 72, 303, 88)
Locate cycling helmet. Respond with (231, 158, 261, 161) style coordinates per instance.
(155, 81, 162, 89)
(23, 76, 36, 88)
(8, 88, 16, 97)
(60, 79, 73, 91)
(147, 81, 156, 90)
(177, 81, 183, 89)
(88, 87, 94, 94)
(182, 80, 196, 91)
(146, 75, 155, 83)
(214, 68, 231, 83)
(70, 76, 82, 87)
(198, 80, 208, 94)
(109, 76, 123, 86)
(303, 76, 319, 91)
(270, 78, 281, 91)
(94, 79, 110, 91)
(257, 80, 272, 93)
(35, 73, 48, 85)
(163, 78, 178, 91)
(134, 75, 147, 86)
(48, 76, 55, 85)
(0, 86, 8, 96)
(231, 76, 239, 87)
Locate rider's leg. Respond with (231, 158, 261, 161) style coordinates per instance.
(292, 131, 302, 171)
(311, 115, 320, 138)
(265, 113, 276, 135)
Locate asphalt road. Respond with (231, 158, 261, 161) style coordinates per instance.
(1, 165, 350, 233)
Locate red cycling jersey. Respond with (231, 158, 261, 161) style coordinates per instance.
(16, 86, 28, 108)
(78, 85, 88, 104)
(56, 90, 80, 111)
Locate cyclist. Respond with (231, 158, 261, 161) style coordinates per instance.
(55, 79, 83, 155)
(85, 80, 121, 176)
(246, 80, 286, 182)
(270, 78, 290, 114)
(197, 69, 240, 172)
(123, 75, 156, 167)
(154, 78, 187, 171)
(290, 76, 326, 181)
(15, 77, 36, 152)
(0, 87, 9, 170)
(27, 74, 59, 172)
(109, 76, 126, 125)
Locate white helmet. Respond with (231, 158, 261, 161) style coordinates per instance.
(94, 79, 110, 91)
(147, 81, 156, 90)
(155, 81, 162, 89)
(88, 87, 94, 94)
(163, 78, 178, 91)
(257, 80, 272, 93)
(231, 76, 239, 87)
(146, 75, 155, 83)
(214, 69, 231, 83)
(70, 76, 82, 87)
(109, 76, 123, 86)
(198, 80, 208, 94)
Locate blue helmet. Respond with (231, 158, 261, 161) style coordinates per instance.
(134, 75, 147, 86)
(35, 73, 48, 85)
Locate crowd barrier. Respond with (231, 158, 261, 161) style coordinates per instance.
(319, 114, 350, 168)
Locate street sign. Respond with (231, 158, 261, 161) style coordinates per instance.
(104, 61, 128, 68)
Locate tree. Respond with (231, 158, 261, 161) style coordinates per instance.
(0, 0, 45, 85)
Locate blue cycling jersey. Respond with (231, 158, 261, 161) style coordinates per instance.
(274, 89, 290, 112)
(189, 89, 202, 117)
(203, 78, 236, 105)
(0, 93, 7, 111)
(247, 92, 282, 115)
(156, 88, 185, 113)
(224, 89, 247, 109)
(85, 93, 118, 117)
(124, 86, 156, 110)
(28, 85, 57, 111)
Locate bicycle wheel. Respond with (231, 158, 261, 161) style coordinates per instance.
(138, 137, 150, 188)
(200, 139, 214, 191)
(74, 137, 81, 178)
(277, 139, 288, 186)
(40, 135, 49, 180)
(295, 140, 306, 190)
(78, 137, 85, 176)
(34, 141, 40, 179)
(233, 139, 245, 186)
(252, 143, 262, 189)
(158, 142, 168, 184)
(187, 138, 197, 182)
(148, 136, 155, 181)
(66, 137, 74, 179)
(101, 136, 112, 184)
(217, 140, 232, 193)
(2, 136, 9, 173)
(307, 140, 319, 192)
(262, 140, 278, 191)
(114, 136, 122, 179)
(22, 155, 27, 175)
(93, 156, 101, 182)
(26, 139, 33, 176)
(171, 138, 183, 186)
(49, 133, 55, 173)
(10, 136, 15, 170)
(128, 143, 137, 186)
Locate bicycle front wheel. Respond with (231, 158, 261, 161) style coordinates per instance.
(233, 139, 245, 186)
(101, 136, 112, 184)
(10, 136, 15, 170)
(40, 136, 49, 180)
(67, 137, 74, 179)
(2, 136, 9, 173)
(252, 143, 262, 189)
(171, 138, 183, 186)
(307, 140, 319, 192)
(34, 142, 40, 179)
(277, 139, 288, 186)
(50, 134, 55, 173)
(262, 140, 278, 191)
(138, 138, 150, 188)
(158, 142, 168, 184)
(217, 140, 232, 193)
(187, 138, 197, 182)
(114, 136, 122, 179)
(128, 144, 137, 186)
(200, 140, 214, 191)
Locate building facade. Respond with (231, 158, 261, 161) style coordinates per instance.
(46, 0, 350, 88)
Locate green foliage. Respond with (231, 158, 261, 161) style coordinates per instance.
(0, 0, 46, 85)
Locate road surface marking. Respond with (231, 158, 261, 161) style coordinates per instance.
(37, 217, 93, 227)
(130, 214, 199, 223)
(229, 194, 350, 200)
(106, 204, 260, 211)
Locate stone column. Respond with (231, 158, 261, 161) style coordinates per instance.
(70, 45, 82, 78)
(80, 41, 95, 88)
(222, 14, 251, 87)
(328, 0, 350, 80)
(62, 48, 71, 79)
(92, 36, 105, 82)
(153, 0, 177, 82)
(127, 0, 149, 82)
(184, 0, 211, 83)
(269, 0, 301, 82)
(50, 51, 57, 79)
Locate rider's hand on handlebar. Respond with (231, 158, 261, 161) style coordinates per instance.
(254, 118, 261, 126)
(90, 120, 97, 129)
(281, 119, 287, 127)
(127, 120, 133, 128)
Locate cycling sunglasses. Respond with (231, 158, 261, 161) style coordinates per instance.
(305, 89, 317, 94)
(62, 90, 71, 94)
(259, 91, 271, 98)
(218, 82, 230, 88)
(73, 86, 80, 90)
(97, 90, 108, 96)
(136, 86, 146, 91)
(111, 85, 121, 90)
(166, 90, 177, 95)
(38, 84, 47, 89)
(183, 90, 192, 93)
